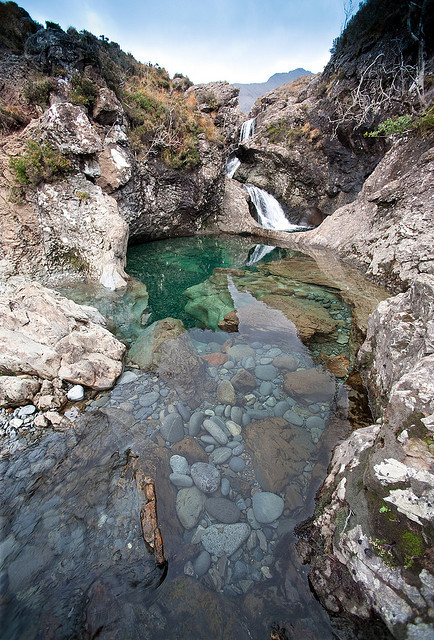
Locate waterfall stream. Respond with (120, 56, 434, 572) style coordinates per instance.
(244, 184, 309, 232)
(225, 154, 241, 178)
(239, 117, 255, 143)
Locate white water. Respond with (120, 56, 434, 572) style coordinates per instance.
(239, 118, 255, 143)
(246, 244, 276, 265)
(225, 154, 241, 178)
(244, 184, 309, 232)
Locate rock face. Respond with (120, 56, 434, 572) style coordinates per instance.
(0, 279, 125, 392)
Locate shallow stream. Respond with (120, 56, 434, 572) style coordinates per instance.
(1, 236, 389, 639)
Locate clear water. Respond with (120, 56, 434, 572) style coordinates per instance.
(1, 236, 387, 639)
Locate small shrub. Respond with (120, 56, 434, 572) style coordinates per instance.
(69, 73, 98, 109)
(24, 77, 55, 108)
(9, 141, 71, 185)
(414, 107, 434, 134)
(75, 190, 90, 202)
(364, 114, 414, 138)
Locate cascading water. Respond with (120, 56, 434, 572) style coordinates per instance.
(225, 153, 241, 178)
(246, 244, 276, 265)
(244, 184, 309, 232)
(239, 117, 255, 143)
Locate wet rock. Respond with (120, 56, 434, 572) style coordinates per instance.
(209, 447, 232, 465)
(254, 364, 277, 381)
(273, 354, 299, 371)
(171, 437, 209, 464)
(139, 391, 160, 407)
(170, 454, 190, 475)
(202, 352, 228, 366)
(205, 497, 241, 524)
(203, 418, 228, 445)
(218, 310, 239, 332)
(227, 344, 255, 361)
(283, 367, 335, 404)
(229, 456, 245, 472)
(169, 473, 193, 488)
(231, 369, 256, 393)
(191, 462, 221, 493)
(189, 411, 205, 436)
(283, 409, 304, 427)
(320, 353, 350, 378)
(176, 487, 206, 529)
(201, 523, 251, 557)
(160, 413, 184, 443)
(245, 418, 314, 492)
(217, 380, 236, 405)
(252, 492, 284, 524)
(193, 549, 212, 577)
(128, 317, 185, 370)
(67, 385, 84, 401)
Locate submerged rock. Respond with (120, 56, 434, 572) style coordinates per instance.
(201, 523, 251, 557)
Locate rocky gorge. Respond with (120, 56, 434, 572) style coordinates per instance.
(1, 0, 434, 638)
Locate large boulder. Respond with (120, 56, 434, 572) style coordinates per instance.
(39, 102, 103, 155)
(0, 279, 125, 392)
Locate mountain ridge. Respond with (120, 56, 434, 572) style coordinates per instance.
(233, 68, 313, 113)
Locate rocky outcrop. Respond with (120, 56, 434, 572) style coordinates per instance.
(0, 279, 126, 395)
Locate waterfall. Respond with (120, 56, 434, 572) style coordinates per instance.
(246, 244, 276, 266)
(225, 154, 241, 178)
(239, 117, 255, 143)
(244, 184, 309, 232)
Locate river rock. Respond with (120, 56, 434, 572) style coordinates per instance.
(201, 523, 251, 557)
(209, 447, 232, 465)
(229, 457, 245, 472)
(160, 413, 185, 443)
(188, 411, 205, 437)
(139, 391, 160, 407)
(217, 380, 236, 405)
(284, 368, 335, 404)
(227, 345, 255, 361)
(191, 462, 221, 493)
(283, 410, 304, 427)
(306, 416, 325, 430)
(205, 497, 241, 524)
(252, 492, 284, 524)
(128, 318, 185, 370)
(176, 487, 206, 529)
(203, 418, 228, 445)
(254, 364, 277, 381)
(67, 385, 85, 401)
(273, 354, 299, 371)
(231, 406, 243, 424)
(169, 473, 193, 487)
(231, 369, 256, 393)
(193, 550, 212, 577)
(170, 455, 190, 475)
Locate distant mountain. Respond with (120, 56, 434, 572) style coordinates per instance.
(234, 68, 313, 114)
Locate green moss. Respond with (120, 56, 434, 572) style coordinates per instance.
(400, 531, 424, 567)
(8, 141, 71, 185)
(69, 73, 98, 109)
(23, 77, 55, 108)
(265, 119, 306, 145)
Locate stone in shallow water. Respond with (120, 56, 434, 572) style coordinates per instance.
(273, 354, 299, 371)
(254, 364, 277, 381)
(306, 415, 325, 430)
(193, 550, 211, 577)
(170, 473, 193, 488)
(170, 454, 190, 475)
(227, 345, 255, 361)
(230, 406, 243, 424)
(203, 419, 228, 445)
(209, 447, 232, 465)
(283, 410, 304, 427)
(231, 369, 256, 393)
(217, 380, 236, 405)
(176, 486, 206, 529)
(160, 413, 184, 443)
(221, 477, 230, 496)
(284, 368, 335, 404)
(252, 492, 284, 524)
(205, 497, 241, 524)
(273, 401, 290, 417)
(201, 523, 250, 557)
(139, 391, 160, 407)
(259, 381, 273, 396)
(189, 411, 205, 436)
(191, 462, 220, 493)
(229, 456, 245, 472)
(116, 370, 138, 385)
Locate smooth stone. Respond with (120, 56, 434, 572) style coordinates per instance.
(227, 345, 255, 361)
(170, 454, 190, 475)
(67, 385, 85, 402)
(306, 415, 325, 430)
(177, 402, 191, 422)
(244, 356, 256, 370)
(203, 419, 228, 445)
(268, 348, 281, 357)
(230, 406, 243, 424)
(265, 397, 276, 407)
(283, 410, 304, 427)
(201, 435, 218, 445)
(190, 462, 220, 493)
(18, 404, 37, 417)
(246, 409, 269, 420)
(232, 443, 245, 456)
(231, 369, 256, 393)
(160, 413, 185, 443)
(217, 380, 236, 405)
(193, 550, 211, 577)
(169, 473, 193, 487)
(259, 381, 273, 396)
(205, 497, 241, 524)
(246, 507, 261, 529)
(229, 457, 245, 472)
(260, 357, 273, 365)
(254, 365, 277, 381)
(272, 354, 299, 371)
(215, 405, 225, 416)
(205, 445, 215, 454)
(252, 492, 284, 524)
(139, 391, 160, 407)
(116, 370, 138, 385)
(209, 447, 232, 465)
(221, 478, 230, 496)
(225, 420, 242, 437)
(274, 401, 290, 417)
(225, 361, 235, 370)
(232, 560, 248, 581)
(176, 487, 206, 529)
(251, 342, 262, 349)
(189, 412, 204, 437)
(201, 523, 250, 557)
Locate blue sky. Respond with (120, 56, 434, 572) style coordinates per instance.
(17, 0, 354, 84)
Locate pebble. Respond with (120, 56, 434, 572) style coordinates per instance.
(18, 405, 36, 418)
(160, 413, 184, 443)
(189, 412, 205, 436)
(203, 419, 228, 445)
(116, 371, 138, 385)
(221, 478, 230, 495)
(205, 497, 241, 524)
(225, 420, 241, 437)
(201, 523, 251, 557)
(306, 416, 325, 430)
(252, 492, 284, 524)
(209, 447, 232, 465)
(169, 473, 193, 487)
(229, 457, 245, 472)
(232, 443, 245, 456)
(191, 462, 220, 493)
(176, 487, 206, 529)
(193, 550, 211, 577)
(139, 391, 160, 407)
(283, 409, 304, 426)
(170, 455, 190, 475)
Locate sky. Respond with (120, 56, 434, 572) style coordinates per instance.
(16, 0, 355, 84)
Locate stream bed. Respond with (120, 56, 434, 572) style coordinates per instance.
(1, 236, 389, 639)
